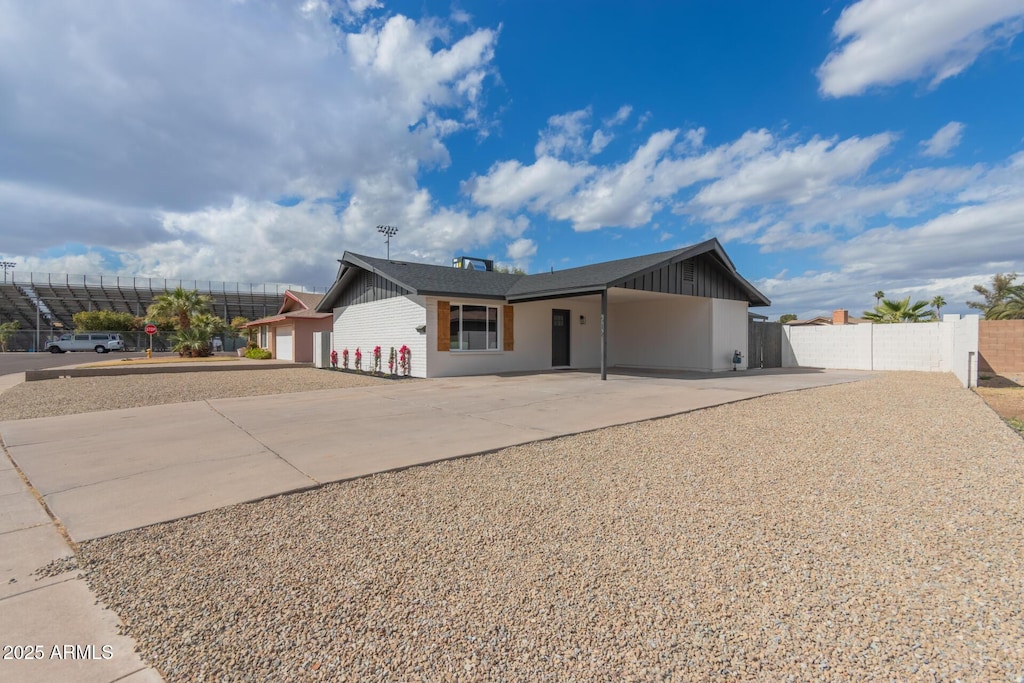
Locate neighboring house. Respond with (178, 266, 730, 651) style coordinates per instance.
(786, 309, 868, 326)
(316, 238, 770, 379)
(244, 290, 332, 362)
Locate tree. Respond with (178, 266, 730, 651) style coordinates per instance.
(190, 312, 226, 337)
(930, 296, 946, 320)
(873, 290, 885, 305)
(779, 313, 798, 324)
(172, 327, 211, 357)
(985, 285, 1024, 320)
(146, 287, 213, 330)
(494, 265, 527, 275)
(172, 312, 227, 357)
(967, 273, 1018, 314)
(0, 321, 20, 352)
(229, 316, 250, 340)
(862, 297, 936, 323)
(72, 310, 138, 331)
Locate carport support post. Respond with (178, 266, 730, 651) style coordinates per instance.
(600, 289, 607, 380)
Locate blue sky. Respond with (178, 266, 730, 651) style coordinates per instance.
(1, 0, 1023, 318)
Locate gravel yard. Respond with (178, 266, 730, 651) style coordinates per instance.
(75, 372, 1024, 682)
(0, 368, 390, 419)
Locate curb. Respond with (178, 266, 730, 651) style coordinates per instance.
(25, 362, 310, 382)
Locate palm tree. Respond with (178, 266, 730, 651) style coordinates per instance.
(171, 327, 210, 357)
(968, 273, 1017, 313)
(146, 287, 213, 330)
(873, 290, 885, 305)
(863, 297, 936, 323)
(985, 285, 1024, 320)
(931, 295, 946, 319)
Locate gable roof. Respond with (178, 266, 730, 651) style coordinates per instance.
(345, 252, 522, 298)
(280, 290, 324, 314)
(317, 238, 769, 311)
(243, 290, 331, 327)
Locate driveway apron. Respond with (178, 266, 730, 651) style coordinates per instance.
(0, 368, 870, 542)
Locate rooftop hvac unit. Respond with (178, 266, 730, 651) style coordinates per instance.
(452, 256, 494, 271)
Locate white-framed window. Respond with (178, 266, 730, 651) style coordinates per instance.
(260, 325, 269, 348)
(450, 304, 499, 351)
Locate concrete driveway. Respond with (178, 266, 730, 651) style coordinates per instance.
(1, 368, 870, 542)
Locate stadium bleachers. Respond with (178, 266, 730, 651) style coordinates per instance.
(0, 284, 39, 329)
(0, 272, 323, 334)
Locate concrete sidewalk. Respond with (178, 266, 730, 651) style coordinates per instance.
(1, 367, 871, 542)
(0, 447, 164, 682)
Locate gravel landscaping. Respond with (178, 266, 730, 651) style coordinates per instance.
(0, 368, 390, 419)
(74, 372, 1024, 682)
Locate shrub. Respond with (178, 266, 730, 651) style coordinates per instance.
(244, 347, 273, 360)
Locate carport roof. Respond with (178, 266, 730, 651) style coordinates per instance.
(317, 238, 770, 311)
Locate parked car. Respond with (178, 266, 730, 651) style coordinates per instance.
(46, 333, 126, 354)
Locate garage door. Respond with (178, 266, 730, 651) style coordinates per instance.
(276, 329, 293, 361)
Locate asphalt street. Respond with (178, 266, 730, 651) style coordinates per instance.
(0, 351, 174, 375)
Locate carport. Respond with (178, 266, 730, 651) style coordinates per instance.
(503, 239, 771, 378)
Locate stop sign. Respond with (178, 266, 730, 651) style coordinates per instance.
(144, 323, 158, 335)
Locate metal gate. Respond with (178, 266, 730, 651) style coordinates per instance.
(748, 321, 782, 368)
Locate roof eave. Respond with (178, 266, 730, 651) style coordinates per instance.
(506, 286, 607, 303)
(420, 290, 508, 301)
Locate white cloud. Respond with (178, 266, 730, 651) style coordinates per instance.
(788, 165, 981, 227)
(756, 193, 1024, 317)
(818, 0, 1024, 97)
(605, 105, 633, 127)
(547, 130, 679, 231)
(691, 133, 896, 221)
(683, 127, 706, 149)
(506, 238, 537, 262)
(464, 157, 593, 212)
(534, 108, 592, 158)
(0, 1, 502, 282)
(920, 121, 966, 157)
(590, 130, 613, 154)
(827, 196, 1024, 278)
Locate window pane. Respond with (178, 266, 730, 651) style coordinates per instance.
(462, 305, 488, 350)
(449, 305, 461, 350)
(488, 306, 498, 349)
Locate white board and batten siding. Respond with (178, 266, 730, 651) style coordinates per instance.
(332, 296, 429, 377)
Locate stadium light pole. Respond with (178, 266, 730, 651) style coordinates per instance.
(377, 225, 398, 260)
(0, 261, 15, 283)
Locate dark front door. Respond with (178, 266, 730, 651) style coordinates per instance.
(552, 309, 570, 366)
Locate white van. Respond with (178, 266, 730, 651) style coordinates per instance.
(46, 333, 126, 354)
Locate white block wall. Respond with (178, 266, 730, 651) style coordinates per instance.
(951, 314, 980, 388)
(782, 315, 980, 387)
(333, 296, 428, 378)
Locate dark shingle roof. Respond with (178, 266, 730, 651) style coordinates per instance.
(318, 238, 769, 311)
(347, 253, 523, 298)
(504, 249, 683, 298)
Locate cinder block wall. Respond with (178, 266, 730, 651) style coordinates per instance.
(782, 315, 980, 387)
(979, 320, 1024, 374)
